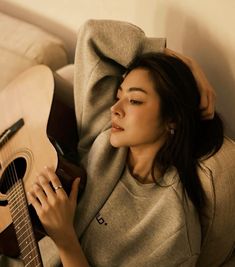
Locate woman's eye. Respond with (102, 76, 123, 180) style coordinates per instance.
(129, 99, 143, 105)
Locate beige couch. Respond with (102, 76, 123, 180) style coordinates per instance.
(0, 10, 70, 90)
(0, 3, 235, 267)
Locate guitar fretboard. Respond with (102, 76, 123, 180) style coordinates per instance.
(8, 179, 43, 267)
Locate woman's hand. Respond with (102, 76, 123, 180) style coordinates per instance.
(27, 167, 80, 248)
(165, 48, 216, 120)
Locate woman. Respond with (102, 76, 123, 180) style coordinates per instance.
(28, 20, 223, 267)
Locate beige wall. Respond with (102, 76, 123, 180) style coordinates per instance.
(6, 0, 235, 138)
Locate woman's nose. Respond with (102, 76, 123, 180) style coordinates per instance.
(110, 101, 124, 117)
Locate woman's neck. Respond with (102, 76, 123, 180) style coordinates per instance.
(127, 145, 162, 184)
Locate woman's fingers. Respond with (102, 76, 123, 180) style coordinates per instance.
(200, 90, 215, 119)
(42, 167, 66, 197)
(29, 166, 80, 210)
(164, 48, 216, 120)
(32, 183, 47, 205)
(38, 174, 54, 197)
(199, 89, 208, 111)
(27, 167, 80, 245)
(27, 189, 42, 213)
(69, 178, 80, 206)
(27, 174, 53, 214)
(27, 167, 65, 211)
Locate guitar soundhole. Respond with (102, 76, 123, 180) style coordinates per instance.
(0, 157, 27, 194)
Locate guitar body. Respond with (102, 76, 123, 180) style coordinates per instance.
(0, 65, 86, 260)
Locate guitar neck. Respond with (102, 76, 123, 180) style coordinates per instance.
(8, 180, 43, 267)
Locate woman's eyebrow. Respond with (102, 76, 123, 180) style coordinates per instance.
(119, 86, 148, 94)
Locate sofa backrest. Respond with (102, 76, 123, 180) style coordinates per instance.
(197, 137, 235, 266)
(0, 12, 68, 91)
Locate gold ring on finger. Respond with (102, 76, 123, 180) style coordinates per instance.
(54, 185, 63, 191)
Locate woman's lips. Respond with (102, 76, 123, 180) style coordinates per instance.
(111, 122, 124, 132)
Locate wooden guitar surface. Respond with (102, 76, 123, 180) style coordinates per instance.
(0, 64, 57, 227)
(0, 65, 86, 262)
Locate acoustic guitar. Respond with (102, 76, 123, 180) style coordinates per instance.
(0, 65, 86, 266)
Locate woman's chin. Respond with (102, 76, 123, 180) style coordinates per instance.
(110, 140, 121, 148)
(110, 137, 123, 148)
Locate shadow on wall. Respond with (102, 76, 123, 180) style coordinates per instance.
(162, 5, 235, 140)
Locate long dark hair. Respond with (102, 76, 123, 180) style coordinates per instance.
(126, 52, 224, 211)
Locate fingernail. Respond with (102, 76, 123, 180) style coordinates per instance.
(74, 177, 80, 185)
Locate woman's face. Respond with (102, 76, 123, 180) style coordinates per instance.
(110, 68, 168, 150)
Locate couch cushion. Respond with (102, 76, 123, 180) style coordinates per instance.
(56, 64, 74, 86)
(0, 12, 68, 90)
(197, 137, 235, 266)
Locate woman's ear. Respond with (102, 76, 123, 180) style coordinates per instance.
(167, 122, 176, 135)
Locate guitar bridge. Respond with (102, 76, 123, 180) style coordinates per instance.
(0, 199, 8, 206)
(0, 193, 8, 206)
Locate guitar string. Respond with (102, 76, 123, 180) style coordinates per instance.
(15, 92, 42, 265)
(1, 135, 25, 256)
(12, 135, 40, 265)
(22, 127, 42, 266)
(20, 82, 46, 266)
(3, 135, 31, 261)
(3, 132, 39, 264)
(20, 118, 43, 265)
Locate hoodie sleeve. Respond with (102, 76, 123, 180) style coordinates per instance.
(73, 19, 166, 159)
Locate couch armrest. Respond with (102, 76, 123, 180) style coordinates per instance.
(0, 12, 68, 90)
